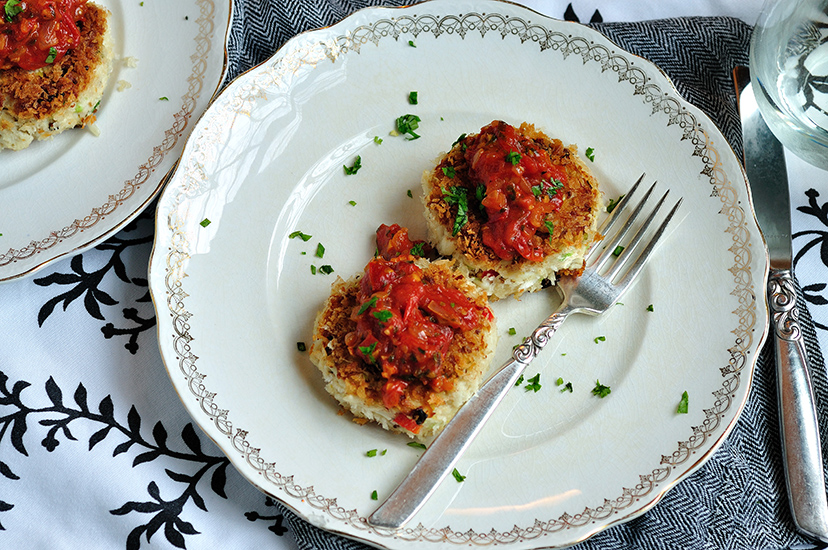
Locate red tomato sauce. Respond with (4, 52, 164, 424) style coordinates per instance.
(345, 224, 490, 432)
(0, 0, 87, 71)
(464, 121, 567, 262)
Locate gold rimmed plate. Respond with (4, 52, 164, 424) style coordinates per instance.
(149, 1, 767, 547)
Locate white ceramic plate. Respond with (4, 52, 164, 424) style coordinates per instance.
(0, 0, 232, 283)
(149, 1, 768, 548)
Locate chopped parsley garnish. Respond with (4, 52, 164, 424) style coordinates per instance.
(343, 155, 362, 175)
(45, 47, 57, 64)
(159, 96, 169, 101)
(442, 166, 456, 178)
(289, 230, 312, 241)
(508, 327, 517, 336)
(408, 91, 418, 105)
(315, 243, 325, 258)
(199, 218, 211, 227)
(594, 335, 606, 343)
(585, 147, 595, 162)
(524, 373, 542, 392)
(407, 189, 413, 198)
(544, 220, 555, 238)
(410, 242, 425, 257)
(592, 380, 611, 398)
(451, 468, 466, 482)
(607, 195, 625, 213)
(612, 245, 624, 257)
(348, 200, 357, 206)
(373, 135, 383, 144)
(452, 133, 467, 148)
(506, 151, 521, 165)
(297, 342, 307, 352)
(358, 341, 377, 362)
(395, 114, 421, 140)
(677, 391, 689, 414)
(475, 184, 486, 207)
(371, 490, 378, 500)
(371, 310, 393, 323)
(515, 374, 524, 386)
(310, 265, 317, 275)
(531, 185, 542, 197)
(319, 265, 334, 275)
(408, 40, 416, 47)
(560, 381, 573, 393)
(358, 296, 378, 315)
(441, 186, 468, 236)
(647, 304, 654, 312)
(366, 449, 378, 457)
(407, 441, 427, 450)
(4, 0, 24, 22)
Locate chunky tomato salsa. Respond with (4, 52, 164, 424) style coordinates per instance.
(344, 224, 491, 433)
(1, 0, 87, 71)
(461, 120, 568, 262)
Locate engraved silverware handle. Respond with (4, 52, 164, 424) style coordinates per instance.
(770, 269, 828, 542)
(367, 304, 574, 529)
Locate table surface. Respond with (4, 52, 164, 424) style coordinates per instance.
(4, 1, 828, 550)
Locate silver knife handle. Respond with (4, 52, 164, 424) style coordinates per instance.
(368, 306, 573, 529)
(770, 269, 828, 542)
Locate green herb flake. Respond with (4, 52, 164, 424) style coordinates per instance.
(159, 96, 169, 101)
(199, 218, 211, 227)
(5, 0, 24, 22)
(508, 327, 517, 336)
(319, 265, 334, 275)
(348, 200, 357, 206)
(407, 189, 413, 198)
(373, 136, 383, 144)
(410, 242, 425, 257)
(647, 304, 654, 312)
(524, 373, 542, 393)
(408, 40, 416, 47)
(515, 374, 524, 387)
(408, 91, 418, 105)
(592, 380, 611, 398)
(366, 449, 378, 457)
(441, 186, 468, 236)
(585, 147, 595, 162)
(442, 166, 456, 178)
(606, 195, 625, 213)
(358, 296, 378, 315)
(612, 245, 624, 257)
(45, 47, 57, 64)
(677, 391, 689, 414)
(561, 381, 573, 393)
(315, 243, 325, 258)
(289, 230, 312, 241)
(310, 265, 317, 275)
(451, 468, 466, 482)
(395, 114, 422, 140)
(594, 336, 606, 344)
(371, 490, 378, 500)
(506, 151, 521, 166)
(344, 155, 362, 175)
(407, 441, 427, 450)
(544, 220, 555, 238)
(297, 342, 307, 352)
(371, 310, 393, 323)
(358, 341, 377, 362)
(452, 133, 467, 148)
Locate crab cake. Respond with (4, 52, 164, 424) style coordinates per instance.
(0, 1, 114, 151)
(309, 224, 498, 441)
(422, 120, 602, 300)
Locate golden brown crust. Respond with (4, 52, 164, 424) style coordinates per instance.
(310, 259, 497, 439)
(0, 3, 108, 121)
(424, 122, 601, 271)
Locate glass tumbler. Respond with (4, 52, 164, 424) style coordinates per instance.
(750, 0, 828, 170)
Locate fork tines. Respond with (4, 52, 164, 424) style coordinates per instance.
(591, 174, 682, 292)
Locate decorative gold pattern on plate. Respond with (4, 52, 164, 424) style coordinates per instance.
(0, 0, 221, 274)
(161, 9, 758, 547)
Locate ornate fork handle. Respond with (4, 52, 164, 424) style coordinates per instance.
(368, 304, 574, 530)
(769, 269, 828, 541)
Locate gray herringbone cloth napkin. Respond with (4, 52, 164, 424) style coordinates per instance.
(226, 3, 828, 548)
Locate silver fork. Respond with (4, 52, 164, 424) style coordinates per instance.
(367, 174, 682, 530)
